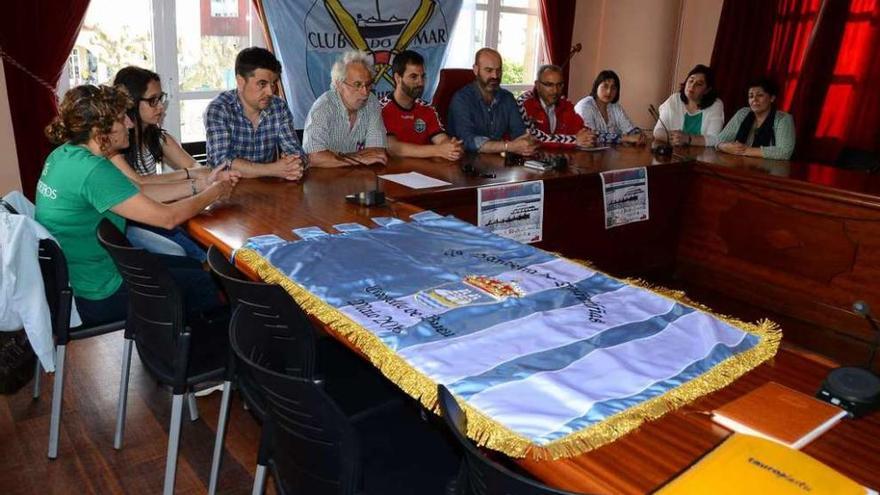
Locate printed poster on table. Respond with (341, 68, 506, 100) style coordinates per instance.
(477, 180, 543, 243)
(601, 167, 649, 229)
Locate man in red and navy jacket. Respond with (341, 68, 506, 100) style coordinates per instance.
(517, 65, 596, 148)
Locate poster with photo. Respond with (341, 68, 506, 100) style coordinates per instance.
(601, 167, 649, 229)
(477, 181, 544, 243)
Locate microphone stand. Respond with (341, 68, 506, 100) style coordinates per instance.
(341, 152, 386, 207)
(648, 104, 672, 157)
(854, 301, 880, 370)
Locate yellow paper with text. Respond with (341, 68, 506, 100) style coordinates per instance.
(656, 434, 870, 495)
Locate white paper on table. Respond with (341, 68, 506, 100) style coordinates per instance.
(378, 172, 452, 189)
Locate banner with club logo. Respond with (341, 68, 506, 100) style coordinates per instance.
(262, 0, 464, 126)
(235, 215, 780, 459)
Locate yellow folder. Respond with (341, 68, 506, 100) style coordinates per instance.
(656, 434, 872, 495)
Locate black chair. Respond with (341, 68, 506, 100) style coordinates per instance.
(230, 308, 460, 495)
(835, 147, 880, 173)
(35, 238, 127, 459)
(437, 385, 589, 495)
(205, 245, 321, 494)
(206, 245, 411, 494)
(97, 219, 230, 495)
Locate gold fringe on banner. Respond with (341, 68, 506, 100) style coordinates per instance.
(235, 248, 781, 460)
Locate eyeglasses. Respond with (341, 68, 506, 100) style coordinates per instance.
(140, 92, 168, 108)
(341, 80, 373, 93)
(538, 81, 565, 89)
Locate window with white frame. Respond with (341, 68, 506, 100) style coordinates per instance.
(445, 0, 545, 95)
(59, 0, 266, 144)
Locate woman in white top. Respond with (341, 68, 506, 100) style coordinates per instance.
(653, 64, 724, 147)
(112, 66, 220, 260)
(574, 70, 643, 145)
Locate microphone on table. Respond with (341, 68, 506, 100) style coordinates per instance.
(648, 104, 673, 157)
(342, 153, 386, 207)
(815, 300, 880, 417)
(854, 301, 880, 369)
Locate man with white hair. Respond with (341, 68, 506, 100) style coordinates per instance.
(303, 50, 388, 167)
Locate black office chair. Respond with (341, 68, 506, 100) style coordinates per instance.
(36, 238, 127, 459)
(97, 219, 230, 495)
(437, 385, 590, 495)
(835, 147, 880, 173)
(206, 245, 412, 494)
(230, 310, 460, 495)
(205, 245, 320, 494)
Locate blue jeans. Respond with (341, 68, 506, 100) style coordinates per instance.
(75, 253, 223, 326)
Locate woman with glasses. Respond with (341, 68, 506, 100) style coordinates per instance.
(36, 84, 238, 325)
(112, 66, 221, 260)
(574, 70, 644, 145)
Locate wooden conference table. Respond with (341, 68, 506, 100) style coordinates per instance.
(188, 147, 880, 494)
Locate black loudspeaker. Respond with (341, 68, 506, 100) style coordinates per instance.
(815, 301, 880, 418)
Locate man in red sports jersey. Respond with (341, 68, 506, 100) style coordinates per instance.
(380, 50, 463, 160)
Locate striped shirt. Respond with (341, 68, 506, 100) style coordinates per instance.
(574, 96, 638, 145)
(302, 89, 386, 154)
(204, 89, 304, 168)
(131, 146, 159, 176)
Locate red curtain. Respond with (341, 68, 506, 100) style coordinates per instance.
(0, 0, 91, 200)
(539, 0, 577, 96)
(711, 0, 880, 163)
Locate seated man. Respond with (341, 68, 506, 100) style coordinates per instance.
(517, 65, 596, 148)
(447, 47, 537, 155)
(379, 50, 462, 160)
(303, 50, 387, 167)
(204, 47, 304, 180)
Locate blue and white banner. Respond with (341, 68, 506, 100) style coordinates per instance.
(262, 0, 464, 126)
(236, 215, 780, 458)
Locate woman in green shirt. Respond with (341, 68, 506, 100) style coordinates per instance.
(36, 85, 239, 325)
(716, 78, 796, 160)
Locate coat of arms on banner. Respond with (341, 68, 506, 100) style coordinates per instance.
(305, 0, 454, 98)
(415, 276, 524, 310)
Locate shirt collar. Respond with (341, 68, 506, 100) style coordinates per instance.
(471, 81, 500, 107)
(232, 89, 270, 120)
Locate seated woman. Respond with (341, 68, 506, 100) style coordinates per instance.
(574, 70, 643, 145)
(716, 77, 795, 160)
(112, 66, 217, 260)
(653, 64, 724, 147)
(35, 84, 239, 326)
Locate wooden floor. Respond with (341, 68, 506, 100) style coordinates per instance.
(0, 332, 269, 495)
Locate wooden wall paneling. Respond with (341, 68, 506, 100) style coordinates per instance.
(677, 164, 880, 367)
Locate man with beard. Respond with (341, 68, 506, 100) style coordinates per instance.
(303, 50, 388, 167)
(517, 65, 597, 148)
(447, 48, 537, 155)
(205, 47, 305, 180)
(379, 50, 463, 160)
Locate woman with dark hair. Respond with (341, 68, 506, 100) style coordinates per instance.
(113, 66, 218, 260)
(112, 66, 206, 183)
(574, 70, 643, 145)
(653, 64, 724, 147)
(716, 78, 795, 160)
(35, 84, 239, 325)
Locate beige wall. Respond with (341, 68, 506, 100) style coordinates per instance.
(673, 0, 724, 86)
(0, 62, 22, 195)
(568, 0, 723, 128)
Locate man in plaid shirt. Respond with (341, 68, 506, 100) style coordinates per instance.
(204, 47, 304, 180)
